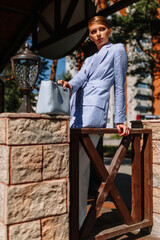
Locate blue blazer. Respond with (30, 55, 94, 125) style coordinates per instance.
(69, 43, 128, 128)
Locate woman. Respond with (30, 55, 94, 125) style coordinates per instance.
(58, 16, 129, 228)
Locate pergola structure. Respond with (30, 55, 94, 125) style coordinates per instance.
(0, 0, 140, 72)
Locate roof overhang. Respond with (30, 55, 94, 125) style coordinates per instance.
(0, 0, 140, 72)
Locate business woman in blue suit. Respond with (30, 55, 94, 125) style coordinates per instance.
(58, 15, 129, 228)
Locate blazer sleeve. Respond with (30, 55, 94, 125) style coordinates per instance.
(68, 58, 90, 94)
(114, 44, 128, 124)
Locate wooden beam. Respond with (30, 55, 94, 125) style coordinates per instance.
(37, 11, 55, 37)
(70, 128, 152, 135)
(0, 4, 31, 15)
(70, 134, 80, 240)
(37, 0, 141, 50)
(80, 134, 108, 182)
(61, 0, 79, 30)
(54, 0, 61, 32)
(94, 219, 153, 240)
(143, 133, 153, 220)
(79, 135, 134, 239)
(132, 134, 142, 223)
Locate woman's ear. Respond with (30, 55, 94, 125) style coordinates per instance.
(108, 28, 111, 37)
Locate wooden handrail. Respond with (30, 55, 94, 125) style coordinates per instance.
(70, 128, 153, 240)
(70, 128, 152, 134)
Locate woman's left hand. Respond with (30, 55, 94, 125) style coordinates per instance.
(116, 123, 130, 136)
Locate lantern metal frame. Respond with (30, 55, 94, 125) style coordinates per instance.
(11, 42, 41, 113)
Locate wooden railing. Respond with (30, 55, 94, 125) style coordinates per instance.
(70, 128, 153, 240)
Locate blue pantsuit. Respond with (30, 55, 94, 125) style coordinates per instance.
(69, 42, 128, 227)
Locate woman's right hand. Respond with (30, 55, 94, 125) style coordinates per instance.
(57, 80, 73, 93)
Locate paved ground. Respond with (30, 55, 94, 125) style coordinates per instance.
(103, 135, 121, 146)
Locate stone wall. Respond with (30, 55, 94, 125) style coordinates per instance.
(132, 120, 160, 237)
(0, 113, 70, 240)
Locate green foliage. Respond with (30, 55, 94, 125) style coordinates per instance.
(110, 134, 120, 140)
(4, 79, 22, 112)
(110, 0, 160, 43)
(103, 145, 131, 158)
(0, 64, 22, 112)
(109, 0, 160, 82)
(57, 71, 73, 82)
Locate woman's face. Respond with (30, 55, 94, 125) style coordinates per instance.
(89, 23, 111, 50)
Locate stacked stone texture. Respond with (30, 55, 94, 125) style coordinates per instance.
(0, 113, 70, 240)
(132, 120, 160, 237)
(142, 120, 160, 237)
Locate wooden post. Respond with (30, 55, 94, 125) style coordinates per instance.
(143, 133, 153, 220)
(132, 134, 142, 223)
(70, 134, 79, 240)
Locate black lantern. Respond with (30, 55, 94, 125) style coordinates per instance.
(11, 42, 41, 113)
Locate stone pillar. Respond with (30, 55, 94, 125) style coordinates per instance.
(132, 120, 160, 237)
(0, 113, 70, 240)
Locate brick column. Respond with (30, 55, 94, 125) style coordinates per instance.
(132, 120, 160, 237)
(0, 113, 70, 240)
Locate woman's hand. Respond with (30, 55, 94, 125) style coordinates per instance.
(116, 123, 129, 136)
(57, 80, 73, 93)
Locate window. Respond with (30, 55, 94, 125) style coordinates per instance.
(137, 83, 149, 89)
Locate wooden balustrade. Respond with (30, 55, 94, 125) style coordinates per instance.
(70, 128, 153, 240)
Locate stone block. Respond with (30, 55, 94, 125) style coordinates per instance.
(0, 146, 9, 184)
(9, 220, 41, 240)
(153, 164, 160, 188)
(153, 188, 160, 214)
(0, 221, 7, 240)
(152, 213, 160, 237)
(143, 121, 160, 140)
(11, 146, 42, 184)
(43, 144, 69, 180)
(5, 179, 67, 224)
(0, 184, 5, 222)
(0, 118, 5, 144)
(42, 214, 69, 240)
(152, 141, 160, 164)
(6, 118, 67, 145)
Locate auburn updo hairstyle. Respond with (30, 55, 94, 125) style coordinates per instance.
(88, 16, 110, 30)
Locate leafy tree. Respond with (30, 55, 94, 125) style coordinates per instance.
(109, 0, 160, 83)
(0, 64, 21, 112)
(4, 78, 22, 112)
(57, 71, 73, 82)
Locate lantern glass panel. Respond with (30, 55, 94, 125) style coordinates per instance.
(13, 59, 39, 89)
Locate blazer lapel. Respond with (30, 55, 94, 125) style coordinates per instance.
(89, 43, 112, 77)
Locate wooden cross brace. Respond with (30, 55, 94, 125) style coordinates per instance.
(79, 134, 134, 239)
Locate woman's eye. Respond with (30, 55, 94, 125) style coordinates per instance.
(100, 28, 105, 31)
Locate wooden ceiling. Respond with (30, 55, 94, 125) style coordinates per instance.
(0, 0, 140, 72)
